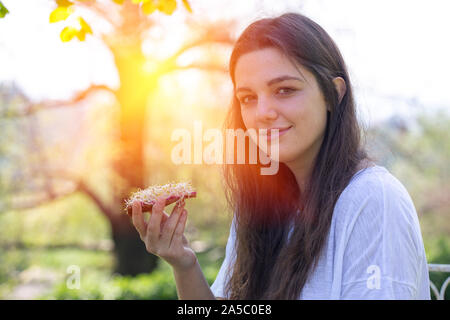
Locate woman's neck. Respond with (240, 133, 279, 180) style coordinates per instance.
(284, 157, 314, 194)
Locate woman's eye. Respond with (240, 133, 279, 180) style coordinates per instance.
(277, 87, 295, 95)
(240, 95, 256, 105)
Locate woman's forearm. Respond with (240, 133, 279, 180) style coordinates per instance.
(173, 258, 217, 300)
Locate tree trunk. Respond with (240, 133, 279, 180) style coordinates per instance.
(110, 212, 158, 276)
(108, 42, 160, 275)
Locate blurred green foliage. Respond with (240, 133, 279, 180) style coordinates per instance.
(425, 237, 450, 300)
(0, 2, 8, 18)
(35, 251, 222, 300)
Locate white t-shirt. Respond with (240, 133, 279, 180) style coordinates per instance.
(210, 165, 431, 299)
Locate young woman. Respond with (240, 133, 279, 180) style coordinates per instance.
(130, 13, 430, 299)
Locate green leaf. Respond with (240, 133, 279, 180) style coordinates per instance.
(0, 1, 9, 18)
(49, 6, 72, 23)
(182, 0, 192, 13)
(60, 26, 78, 42)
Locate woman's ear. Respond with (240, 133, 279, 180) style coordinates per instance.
(332, 76, 347, 106)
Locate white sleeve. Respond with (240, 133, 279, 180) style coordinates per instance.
(210, 216, 237, 298)
(338, 172, 430, 299)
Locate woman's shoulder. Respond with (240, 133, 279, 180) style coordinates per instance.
(339, 164, 412, 204)
(333, 163, 418, 226)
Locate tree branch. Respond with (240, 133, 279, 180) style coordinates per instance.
(2, 169, 116, 222)
(171, 63, 229, 74)
(160, 20, 235, 75)
(76, 179, 116, 221)
(73, 0, 120, 30)
(4, 187, 78, 212)
(49, 169, 116, 221)
(1, 84, 116, 118)
(165, 37, 234, 68)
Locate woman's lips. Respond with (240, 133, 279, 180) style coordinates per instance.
(264, 126, 292, 141)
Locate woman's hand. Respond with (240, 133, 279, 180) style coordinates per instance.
(130, 196, 197, 272)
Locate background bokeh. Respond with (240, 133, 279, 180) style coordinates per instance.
(0, 0, 449, 299)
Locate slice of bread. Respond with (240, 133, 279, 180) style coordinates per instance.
(124, 181, 196, 216)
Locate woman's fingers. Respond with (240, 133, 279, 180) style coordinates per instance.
(133, 195, 189, 260)
(130, 196, 195, 270)
(171, 209, 188, 248)
(160, 200, 185, 249)
(147, 196, 165, 246)
(131, 200, 146, 239)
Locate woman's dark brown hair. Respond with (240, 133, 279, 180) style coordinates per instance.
(221, 12, 371, 299)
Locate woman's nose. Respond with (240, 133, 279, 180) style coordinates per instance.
(256, 97, 278, 121)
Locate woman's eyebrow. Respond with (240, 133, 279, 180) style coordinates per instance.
(235, 75, 304, 94)
(267, 75, 304, 86)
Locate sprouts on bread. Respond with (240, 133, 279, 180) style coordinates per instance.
(124, 181, 196, 216)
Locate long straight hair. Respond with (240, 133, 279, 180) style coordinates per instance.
(221, 12, 371, 299)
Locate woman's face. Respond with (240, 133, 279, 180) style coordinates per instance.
(234, 47, 329, 165)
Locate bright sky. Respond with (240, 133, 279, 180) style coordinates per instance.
(0, 0, 449, 125)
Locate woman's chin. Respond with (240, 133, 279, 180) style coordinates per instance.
(260, 144, 293, 164)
